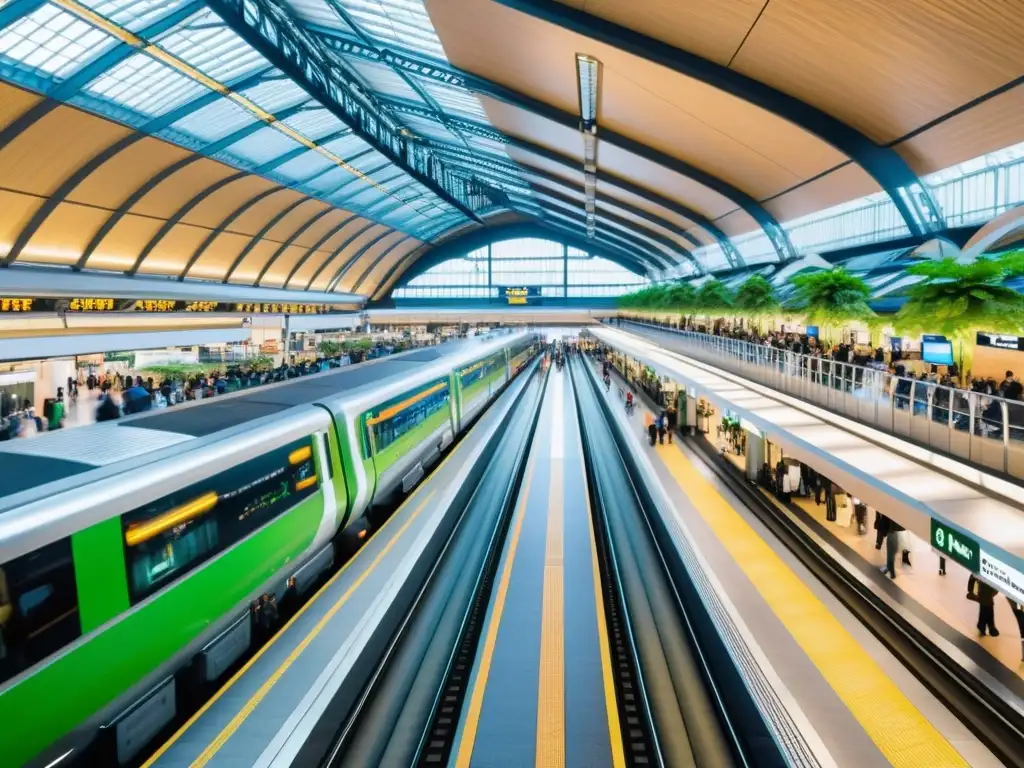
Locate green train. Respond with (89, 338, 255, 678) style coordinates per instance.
(0, 331, 537, 768)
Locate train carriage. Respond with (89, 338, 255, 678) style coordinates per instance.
(0, 331, 536, 768)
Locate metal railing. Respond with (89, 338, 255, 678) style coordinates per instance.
(615, 318, 1024, 481)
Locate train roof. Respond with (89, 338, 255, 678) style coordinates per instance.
(0, 333, 527, 503)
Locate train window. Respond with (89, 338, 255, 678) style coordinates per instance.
(459, 352, 504, 389)
(321, 433, 333, 481)
(363, 379, 450, 458)
(0, 538, 81, 685)
(121, 437, 320, 604)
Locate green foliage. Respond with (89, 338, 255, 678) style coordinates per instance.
(249, 355, 274, 372)
(140, 363, 210, 380)
(341, 337, 373, 352)
(317, 339, 341, 357)
(693, 279, 733, 312)
(895, 254, 1024, 340)
(733, 275, 779, 316)
(788, 268, 874, 332)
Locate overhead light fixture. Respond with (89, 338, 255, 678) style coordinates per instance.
(576, 54, 600, 130)
(575, 54, 602, 239)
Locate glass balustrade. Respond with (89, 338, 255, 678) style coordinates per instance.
(615, 317, 1024, 480)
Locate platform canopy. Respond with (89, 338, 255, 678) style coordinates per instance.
(0, 0, 1019, 297)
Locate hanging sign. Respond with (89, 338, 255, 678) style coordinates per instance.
(500, 286, 542, 306)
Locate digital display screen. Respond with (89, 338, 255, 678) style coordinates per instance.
(500, 286, 541, 306)
(922, 341, 955, 366)
(977, 332, 1024, 351)
(0, 297, 356, 314)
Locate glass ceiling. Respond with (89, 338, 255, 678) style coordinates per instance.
(0, 0, 501, 240)
(0, 0, 674, 272)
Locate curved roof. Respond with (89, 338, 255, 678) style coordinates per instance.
(0, 0, 1019, 296)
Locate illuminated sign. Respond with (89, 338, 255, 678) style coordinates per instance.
(0, 298, 34, 312)
(0, 297, 356, 314)
(500, 286, 542, 306)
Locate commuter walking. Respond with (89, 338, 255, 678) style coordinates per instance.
(881, 521, 904, 579)
(657, 412, 667, 445)
(1008, 599, 1024, 661)
(645, 411, 657, 446)
(666, 404, 678, 443)
(824, 480, 837, 522)
(874, 512, 891, 550)
(967, 576, 999, 636)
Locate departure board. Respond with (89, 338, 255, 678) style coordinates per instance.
(0, 297, 358, 314)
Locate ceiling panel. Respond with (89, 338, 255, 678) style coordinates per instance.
(552, 0, 765, 65)
(129, 159, 238, 218)
(429, 0, 844, 200)
(894, 85, 1024, 176)
(731, 0, 1024, 143)
(0, 106, 131, 197)
(763, 163, 880, 223)
(67, 138, 192, 210)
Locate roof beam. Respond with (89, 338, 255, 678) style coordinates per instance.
(379, 90, 740, 266)
(207, 0, 485, 223)
(525, 185, 688, 270)
(500, 136, 743, 266)
(223, 198, 313, 284)
(517, 164, 704, 251)
(306, 221, 379, 290)
(326, 228, 394, 292)
(253, 206, 337, 285)
(310, 26, 782, 261)
(350, 235, 415, 294)
(377, 220, 648, 299)
(281, 214, 360, 287)
(494, 0, 945, 238)
(525, 199, 665, 272)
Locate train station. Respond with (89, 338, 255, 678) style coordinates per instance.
(0, 0, 1023, 766)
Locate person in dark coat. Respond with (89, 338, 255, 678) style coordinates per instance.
(874, 512, 891, 550)
(968, 576, 999, 637)
(665, 404, 678, 443)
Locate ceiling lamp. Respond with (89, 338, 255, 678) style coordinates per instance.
(576, 54, 601, 239)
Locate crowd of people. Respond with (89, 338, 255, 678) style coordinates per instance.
(631, 318, 1024, 439)
(0, 341, 420, 439)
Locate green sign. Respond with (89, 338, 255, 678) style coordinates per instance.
(930, 519, 980, 572)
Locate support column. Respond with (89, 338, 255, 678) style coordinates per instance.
(562, 242, 568, 299)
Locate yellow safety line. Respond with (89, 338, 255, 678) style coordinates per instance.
(657, 443, 969, 768)
(192, 492, 435, 767)
(536, 445, 565, 767)
(454, 449, 537, 768)
(142, 487, 436, 768)
(581, 436, 627, 768)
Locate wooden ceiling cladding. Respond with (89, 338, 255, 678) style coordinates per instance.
(730, 0, 1024, 143)
(427, 0, 844, 200)
(0, 82, 397, 292)
(484, 96, 739, 219)
(553, 0, 768, 66)
(894, 85, 1024, 176)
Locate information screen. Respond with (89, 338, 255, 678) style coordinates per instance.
(977, 331, 1024, 351)
(922, 340, 955, 365)
(500, 286, 542, 306)
(0, 297, 357, 314)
